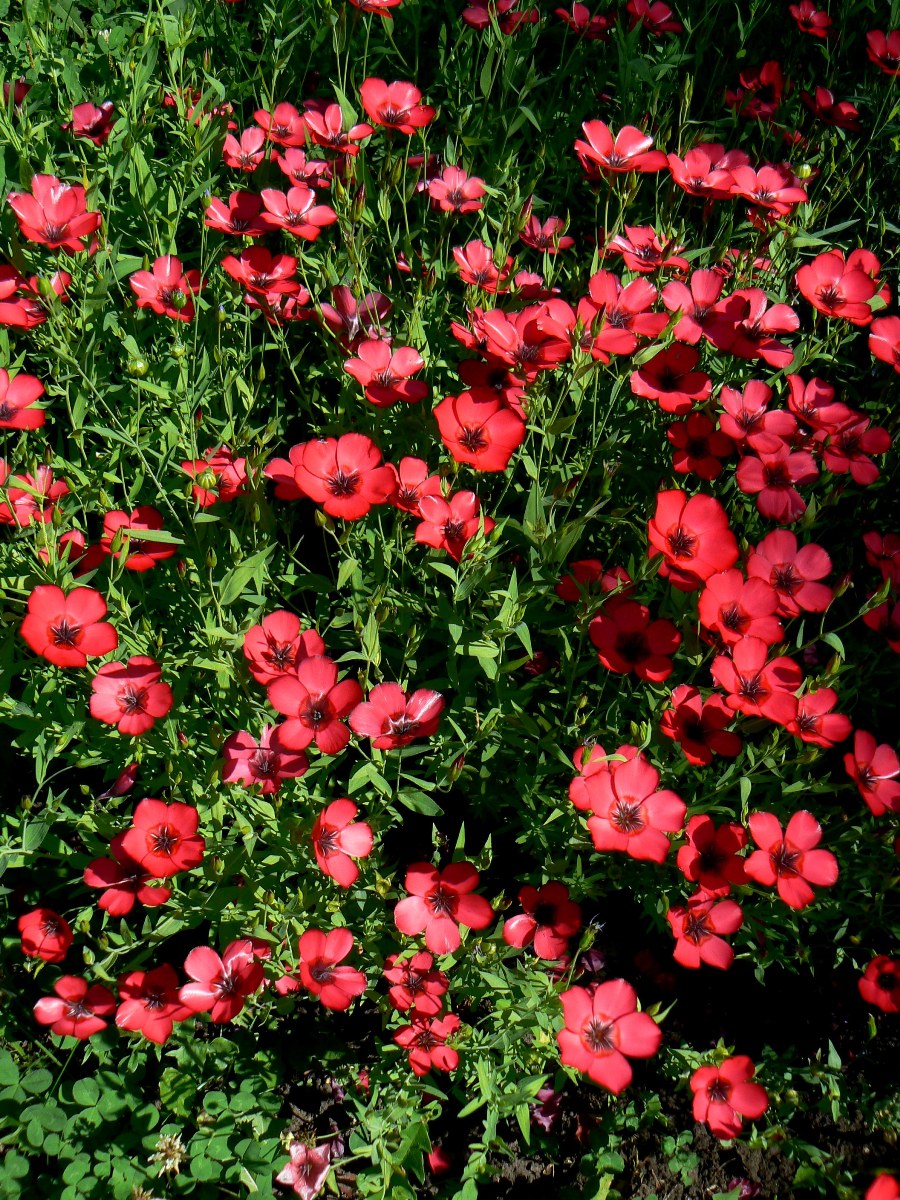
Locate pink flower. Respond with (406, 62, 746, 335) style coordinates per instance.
(394, 862, 494, 954)
(275, 1141, 334, 1200)
(574, 121, 668, 179)
(7, 174, 101, 253)
(179, 940, 265, 1022)
(311, 799, 374, 887)
(0, 368, 45, 430)
(691, 1057, 768, 1139)
(295, 928, 366, 1010)
(343, 339, 428, 407)
(585, 752, 686, 863)
(427, 166, 486, 213)
(359, 78, 435, 134)
(64, 101, 117, 145)
(744, 810, 838, 909)
(843, 731, 900, 817)
(415, 491, 495, 562)
(242, 611, 325, 686)
(667, 893, 743, 969)
(502, 882, 582, 960)
(349, 682, 444, 749)
(557, 979, 662, 1093)
(222, 726, 308, 794)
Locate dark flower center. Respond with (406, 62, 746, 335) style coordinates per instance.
(616, 631, 649, 663)
(604, 152, 625, 169)
(533, 903, 556, 927)
(119, 686, 149, 714)
(682, 910, 712, 944)
(686, 437, 709, 457)
(817, 285, 842, 308)
(583, 1018, 615, 1052)
(302, 699, 331, 727)
(43, 223, 68, 242)
(42, 915, 62, 935)
(151, 827, 178, 854)
(380, 107, 409, 124)
(770, 842, 801, 876)
(66, 1000, 92, 1019)
(428, 884, 457, 917)
(250, 749, 277, 777)
(413, 1029, 438, 1050)
(327, 469, 361, 497)
(442, 519, 466, 541)
(666, 527, 696, 559)
(388, 715, 416, 736)
(763, 463, 791, 488)
(708, 1078, 732, 1103)
(795, 711, 819, 734)
(876, 971, 898, 992)
(143, 989, 167, 1011)
(310, 962, 334, 984)
(605, 306, 630, 329)
(50, 618, 81, 647)
(215, 972, 239, 996)
(0, 402, 14, 421)
(315, 828, 337, 855)
(268, 641, 296, 670)
(720, 604, 747, 633)
(610, 799, 645, 833)
(738, 673, 764, 703)
(771, 564, 800, 593)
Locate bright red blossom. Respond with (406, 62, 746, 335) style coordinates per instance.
(502, 882, 582, 960)
(647, 490, 739, 591)
(349, 683, 444, 749)
(394, 1013, 460, 1076)
(0, 368, 44, 429)
(129, 255, 202, 320)
(415, 491, 495, 562)
(7, 174, 101, 253)
(120, 799, 205, 879)
(359, 78, 435, 134)
(295, 928, 366, 1010)
(384, 952, 449, 1017)
(18, 908, 73, 962)
(394, 862, 494, 955)
(34, 977, 116, 1040)
(90, 655, 173, 736)
(116, 965, 192, 1045)
(290, 433, 396, 520)
(311, 799, 373, 887)
(744, 810, 838, 909)
(843, 731, 900, 817)
(222, 725, 308, 794)
(557, 979, 662, 1093)
(667, 893, 743, 970)
(690, 1057, 769, 1139)
(589, 599, 680, 682)
(267, 656, 363, 755)
(20, 585, 118, 668)
(660, 688, 742, 769)
(676, 815, 748, 894)
(179, 941, 265, 1023)
(710, 637, 803, 726)
(83, 831, 172, 915)
(858, 956, 900, 1014)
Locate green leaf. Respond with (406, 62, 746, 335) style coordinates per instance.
(0, 1051, 20, 1087)
(72, 1078, 100, 1107)
(217, 546, 275, 607)
(159, 1067, 197, 1119)
(20, 1069, 53, 1095)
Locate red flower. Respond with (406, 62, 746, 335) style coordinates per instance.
(558, 979, 661, 1092)
(589, 599, 680, 682)
(387, 457, 443, 516)
(869, 316, 900, 373)
(627, 0, 683, 33)
(222, 725, 308, 794)
(786, 689, 852, 748)
(578, 271, 667, 359)
(90, 655, 173, 736)
(729, 164, 807, 218)
(746, 531, 832, 618)
(676, 815, 747, 893)
(384, 952, 449, 1016)
(129, 255, 202, 321)
(859, 956, 900, 1014)
(343, 339, 428, 407)
(800, 87, 861, 131)
(292, 433, 396, 520)
(520, 213, 574, 253)
(844, 731, 900, 817)
(65, 101, 116, 144)
(796, 250, 877, 324)
(453, 240, 513, 292)
(120, 799, 205, 879)
(267, 656, 363, 754)
(349, 682, 444, 749)
(0, 465, 69, 528)
(556, 559, 631, 603)
(222, 126, 267, 170)
(415, 490, 495, 561)
(503, 882, 582, 960)
(0, 368, 44, 429)
(478, 305, 572, 379)
(20, 585, 118, 668)
(179, 940, 265, 1022)
(34, 976, 116, 1039)
(867, 1180, 900, 1200)
(574, 121, 668, 179)
(789, 2, 831, 36)
(18, 908, 73, 962)
(736, 443, 818, 524)
(242, 611, 325, 685)
(304, 102, 373, 154)
(296, 928, 366, 1010)
(668, 413, 733, 480)
(83, 831, 172, 915)
(359, 78, 435, 134)
(690, 1057, 768, 1139)
(725, 60, 784, 120)
(204, 191, 276, 236)
(554, 3, 613, 39)
(647, 490, 738, 591)
(717, 381, 794, 453)
(253, 102, 307, 146)
(116, 965, 192, 1045)
(273, 146, 333, 189)
(660, 687, 742, 768)
(667, 893, 743, 969)
(744, 810, 838, 909)
(698, 569, 782, 646)
(462, 0, 537, 33)
(259, 186, 338, 241)
(100, 506, 177, 571)
(221, 246, 299, 296)
(630, 345, 711, 414)
(434, 388, 526, 471)
(710, 637, 802, 726)
(666, 145, 746, 201)
(311, 799, 373, 887)
(723, 288, 799, 368)
(319, 286, 391, 349)
(394, 1013, 460, 1076)
(585, 753, 686, 862)
(822, 417, 891, 485)
(864, 530, 900, 586)
(606, 225, 688, 275)
(427, 166, 485, 213)
(394, 861, 494, 954)
(182, 446, 248, 506)
(7, 174, 101, 253)
(866, 30, 900, 76)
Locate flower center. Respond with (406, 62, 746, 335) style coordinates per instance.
(666, 527, 696, 559)
(459, 426, 488, 452)
(428, 884, 457, 917)
(708, 1078, 732, 1103)
(250, 749, 277, 777)
(151, 827, 179, 855)
(119, 686, 149, 714)
(583, 1017, 616, 1053)
(327, 469, 360, 497)
(610, 799, 645, 834)
(310, 962, 334, 984)
(50, 618, 81, 647)
(682, 910, 712, 944)
(770, 842, 801, 876)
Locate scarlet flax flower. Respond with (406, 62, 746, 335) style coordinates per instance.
(222, 726, 308, 794)
(267, 656, 363, 754)
(291, 433, 396, 520)
(589, 600, 680, 682)
(394, 1013, 460, 1076)
(384, 952, 449, 1016)
(18, 908, 73, 962)
(585, 753, 686, 863)
(744, 810, 838, 909)
(116, 965, 192, 1045)
(311, 799, 374, 887)
(647, 490, 738, 591)
(0, 368, 44, 429)
(129, 255, 202, 320)
(90, 655, 174, 736)
(574, 121, 668, 179)
(667, 893, 743, 969)
(100, 506, 177, 571)
(83, 831, 172, 915)
(415, 491, 495, 561)
(120, 799, 205, 879)
(20, 585, 118, 668)
(557, 979, 662, 1093)
(296, 928, 366, 1010)
(179, 941, 265, 1023)
(710, 637, 802, 726)
(343, 339, 428, 407)
(34, 977, 116, 1039)
(843, 731, 900, 817)
(433, 388, 526, 472)
(359, 78, 435, 134)
(349, 683, 444, 749)
(7, 174, 102, 253)
(502, 882, 582, 960)
(242, 611, 325, 685)
(394, 861, 494, 954)
(660, 687, 742, 768)
(858, 956, 900, 1014)
(690, 1057, 768, 1139)
(676, 815, 747, 893)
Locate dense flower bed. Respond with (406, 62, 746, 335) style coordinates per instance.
(0, 0, 899, 1197)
